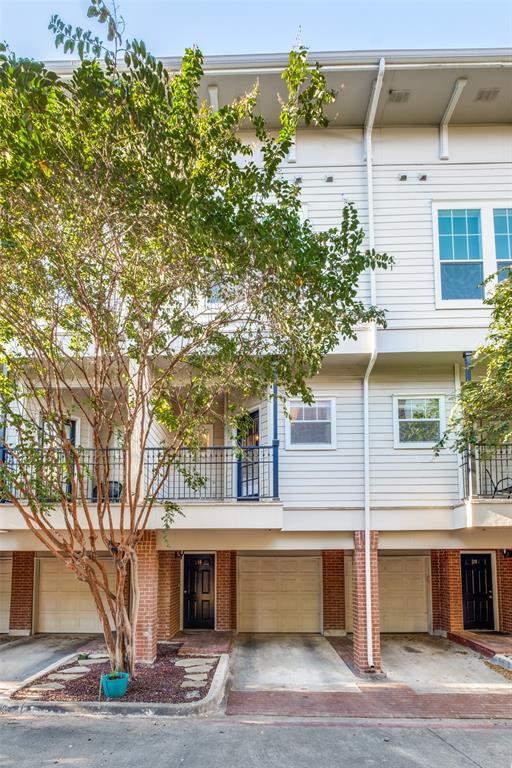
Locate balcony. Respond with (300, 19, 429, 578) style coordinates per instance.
(462, 445, 512, 499)
(0, 444, 279, 503)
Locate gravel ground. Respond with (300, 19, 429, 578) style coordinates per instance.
(12, 644, 218, 704)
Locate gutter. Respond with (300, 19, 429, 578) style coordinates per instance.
(362, 56, 385, 670)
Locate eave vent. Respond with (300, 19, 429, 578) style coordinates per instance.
(387, 89, 411, 104)
(475, 88, 500, 103)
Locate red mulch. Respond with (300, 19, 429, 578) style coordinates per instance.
(12, 643, 218, 704)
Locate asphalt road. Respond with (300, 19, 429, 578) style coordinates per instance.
(0, 713, 511, 768)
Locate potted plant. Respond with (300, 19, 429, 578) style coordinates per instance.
(101, 670, 129, 699)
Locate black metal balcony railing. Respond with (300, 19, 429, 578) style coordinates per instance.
(144, 445, 278, 501)
(0, 447, 125, 503)
(462, 444, 512, 498)
(0, 444, 279, 502)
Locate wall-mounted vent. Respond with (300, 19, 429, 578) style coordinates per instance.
(475, 88, 500, 103)
(388, 89, 411, 104)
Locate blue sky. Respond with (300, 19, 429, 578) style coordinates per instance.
(1, 0, 511, 60)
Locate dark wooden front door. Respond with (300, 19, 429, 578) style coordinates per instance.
(461, 553, 494, 630)
(183, 554, 215, 629)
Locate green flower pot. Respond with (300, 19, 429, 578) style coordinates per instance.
(101, 672, 129, 698)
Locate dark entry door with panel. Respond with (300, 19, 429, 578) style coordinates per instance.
(183, 554, 215, 629)
(461, 553, 494, 630)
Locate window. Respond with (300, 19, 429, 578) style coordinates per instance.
(393, 396, 445, 448)
(438, 209, 483, 300)
(285, 398, 336, 449)
(494, 208, 512, 281)
(434, 201, 512, 307)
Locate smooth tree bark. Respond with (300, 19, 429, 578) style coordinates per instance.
(0, 1, 390, 676)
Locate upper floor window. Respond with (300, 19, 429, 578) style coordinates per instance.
(494, 208, 512, 281)
(434, 202, 512, 307)
(438, 209, 483, 301)
(393, 395, 445, 449)
(285, 398, 336, 449)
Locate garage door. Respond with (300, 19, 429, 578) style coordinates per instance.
(36, 558, 116, 633)
(379, 556, 430, 632)
(0, 558, 12, 632)
(345, 555, 430, 633)
(238, 556, 321, 632)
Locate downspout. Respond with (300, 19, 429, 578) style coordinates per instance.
(362, 57, 385, 670)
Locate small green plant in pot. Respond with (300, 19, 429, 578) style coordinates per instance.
(101, 671, 129, 699)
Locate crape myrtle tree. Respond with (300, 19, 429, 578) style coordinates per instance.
(441, 274, 512, 452)
(0, 0, 390, 676)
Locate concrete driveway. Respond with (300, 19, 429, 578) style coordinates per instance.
(230, 633, 358, 692)
(0, 634, 96, 696)
(380, 634, 512, 693)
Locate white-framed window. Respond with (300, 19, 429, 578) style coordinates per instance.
(433, 200, 512, 308)
(392, 395, 445, 449)
(285, 397, 336, 450)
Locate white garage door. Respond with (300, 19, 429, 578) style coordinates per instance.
(238, 556, 321, 632)
(345, 555, 430, 633)
(0, 558, 12, 633)
(380, 556, 430, 632)
(36, 558, 116, 633)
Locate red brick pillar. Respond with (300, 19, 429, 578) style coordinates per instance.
(430, 550, 442, 634)
(216, 551, 236, 631)
(322, 550, 345, 635)
(438, 550, 463, 633)
(9, 552, 35, 635)
(352, 531, 381, 674)
(157, 551, 181, 641)
(134, 532, 159, 663)
(496, 551, 512, 633)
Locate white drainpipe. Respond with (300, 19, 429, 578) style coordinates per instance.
(362, 57, 385, 669)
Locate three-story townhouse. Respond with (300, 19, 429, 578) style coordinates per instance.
(1, 48, 511, 675)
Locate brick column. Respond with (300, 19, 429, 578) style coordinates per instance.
(433, 549, 463, 634)
(134, 532, 159, 663)
(9, 552, 35, 635)
(496, 550, 512, 633)
(157, 551, 181, 641)
(322, 550, 345, 635)
(352, 531, 381, 674)
(216, 551, 236, 631)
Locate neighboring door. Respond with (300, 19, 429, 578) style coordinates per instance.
(461, 553, 495, 630)
(0, 558, 12, 633)
(237, 410, 260, 499)
(36, 557, 116, 633)
(183, 554, 215, 629)
(237, 556, 321, 632)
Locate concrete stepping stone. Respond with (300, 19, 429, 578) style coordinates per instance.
(184, 674, 207, 682)
(60, 666, 91, 674)
(183, 665, 212, 674)
(80, 658, 107, 665)
(28, 682, 65, 691)
(175, 657, 216, 667)
(181, 680, 207, 688)
(88, 652, 109, 659)
(48, 673, 86, 681)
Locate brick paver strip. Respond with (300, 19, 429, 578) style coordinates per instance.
(226, 691, 512, 719)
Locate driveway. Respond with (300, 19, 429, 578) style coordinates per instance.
(380, 634, 512, 693)
(0, 634, 96, 696)
(230, 633, 358, 691)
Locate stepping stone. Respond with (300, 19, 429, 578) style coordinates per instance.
(185, 691, 200, 700)
(183, 666, 213, 674)
(28, 683, 65, 691)
(175, 657, 216, 667)
(184, 674, 207, 682)
(48, 673, 86, 681)
(88, 652, 109, 659)
(60, 666, 91, 674)
(80, 658, 107, 665)
(181, 680, 206, 688)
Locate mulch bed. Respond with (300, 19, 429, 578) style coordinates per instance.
(12, 643, 218, 704)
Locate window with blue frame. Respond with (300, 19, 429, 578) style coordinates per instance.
(438, 209, 484, 300)
(494, 208, 512, 281)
